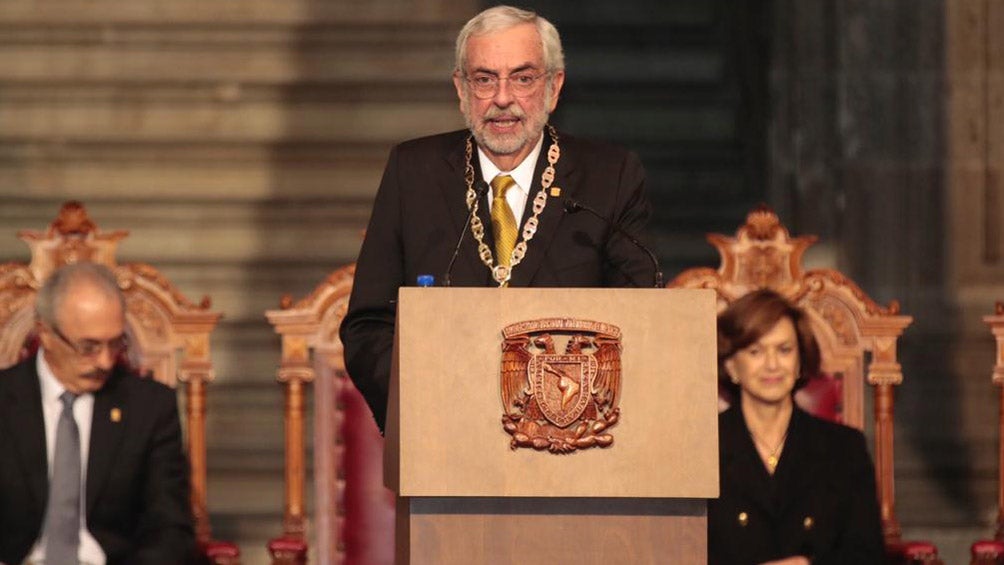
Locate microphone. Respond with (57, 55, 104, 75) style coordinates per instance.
(443, 180, 491, 286)
(563, 197, 663, 288)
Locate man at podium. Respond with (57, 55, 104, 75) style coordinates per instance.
(340, 5, 655, 430)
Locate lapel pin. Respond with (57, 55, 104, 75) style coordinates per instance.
(110, 408, 121, 423)
(549, 186, 561, 197)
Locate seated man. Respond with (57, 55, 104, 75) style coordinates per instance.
(0, 262, 196, 565)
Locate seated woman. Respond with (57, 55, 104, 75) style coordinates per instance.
(708, 289, 885, 565)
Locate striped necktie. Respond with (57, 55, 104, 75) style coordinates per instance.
(490, 174, 519, 268)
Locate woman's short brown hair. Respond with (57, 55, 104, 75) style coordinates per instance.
(717, 289, 821, 398)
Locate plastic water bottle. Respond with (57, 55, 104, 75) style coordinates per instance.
(416, 274, 435, 287)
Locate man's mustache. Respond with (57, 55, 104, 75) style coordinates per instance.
(484, 106, 525, 120)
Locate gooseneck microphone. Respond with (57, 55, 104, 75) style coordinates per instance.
(563, 198, 663, 288)
(443, 180, 491, 286)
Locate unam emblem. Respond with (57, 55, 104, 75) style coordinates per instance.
(500, 318, 622, 453)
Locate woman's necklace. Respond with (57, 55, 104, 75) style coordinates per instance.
(464, 125, 560, 286)
(749, 429, 788, 474)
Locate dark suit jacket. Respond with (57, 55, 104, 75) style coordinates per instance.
(708, 404, 886, 565)
(0, 358, 196, 565)
(339, 128, 653, 429)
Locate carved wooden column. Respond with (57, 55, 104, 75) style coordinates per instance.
(177, 329, 218, 544)
(969, 303, 1004, 565)
(183, 372, 211, 542)
(864, 317, 910, 545)
(278, 333, 313, 539)
(986, 303, 1004, 538)
(265, 325, 315, 565)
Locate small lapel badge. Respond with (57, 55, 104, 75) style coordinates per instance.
(549, 186, 561, 197)
(110, 408, 122, 423)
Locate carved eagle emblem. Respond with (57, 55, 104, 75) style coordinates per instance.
(500, 318, 622, 453)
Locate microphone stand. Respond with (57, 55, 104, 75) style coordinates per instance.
(564, 198, 663, 288)
(443, 181, 490, 286)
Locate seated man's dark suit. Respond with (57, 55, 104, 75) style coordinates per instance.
(708, 403, 886, 565)
(0, 357, 196, 565)
(340, 128, 653, 428)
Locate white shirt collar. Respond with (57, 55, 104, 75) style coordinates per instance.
(477, 132, 545, 195)
(37, 348, 69, 403)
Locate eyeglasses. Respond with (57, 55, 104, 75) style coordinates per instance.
(463, 71, 549, 99)
(46, 323, 129, 359)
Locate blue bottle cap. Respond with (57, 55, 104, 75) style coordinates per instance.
(416, 274, 435, 287)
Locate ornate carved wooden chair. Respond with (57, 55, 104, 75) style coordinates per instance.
(971, 302, 1004, 565)
(0, 201, 240, 564)
(669, 205, 941, 565)
(265, 264, 394, 565)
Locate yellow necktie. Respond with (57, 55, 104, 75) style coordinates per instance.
(490, 174, 519, 267)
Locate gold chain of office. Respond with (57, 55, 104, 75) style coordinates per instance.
(464, 125, 560, 286)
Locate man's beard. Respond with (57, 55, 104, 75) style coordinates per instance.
(463, 87, 552, 156)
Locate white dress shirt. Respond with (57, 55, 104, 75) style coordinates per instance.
(28, 349, 106, 565)
(478, 132, 545, 225)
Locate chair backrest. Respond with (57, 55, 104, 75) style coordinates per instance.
(0, 201, 223, 547)
(265, 264, 394, 565)
(669, 204, 912, 546)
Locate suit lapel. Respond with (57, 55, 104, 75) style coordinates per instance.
(721, 406, 779, 518)
(774, 408, 821, 516)
(441, 133, 493, 285)
(2, 360, 48, 512)
(86, 369, 128, 513)
(509, 132, 574, 287)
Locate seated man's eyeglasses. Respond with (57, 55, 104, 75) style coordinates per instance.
(46, 323, 129, 359)
(462, 71, 549, 99)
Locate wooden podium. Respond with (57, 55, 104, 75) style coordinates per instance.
(384, 288, 720, 564)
